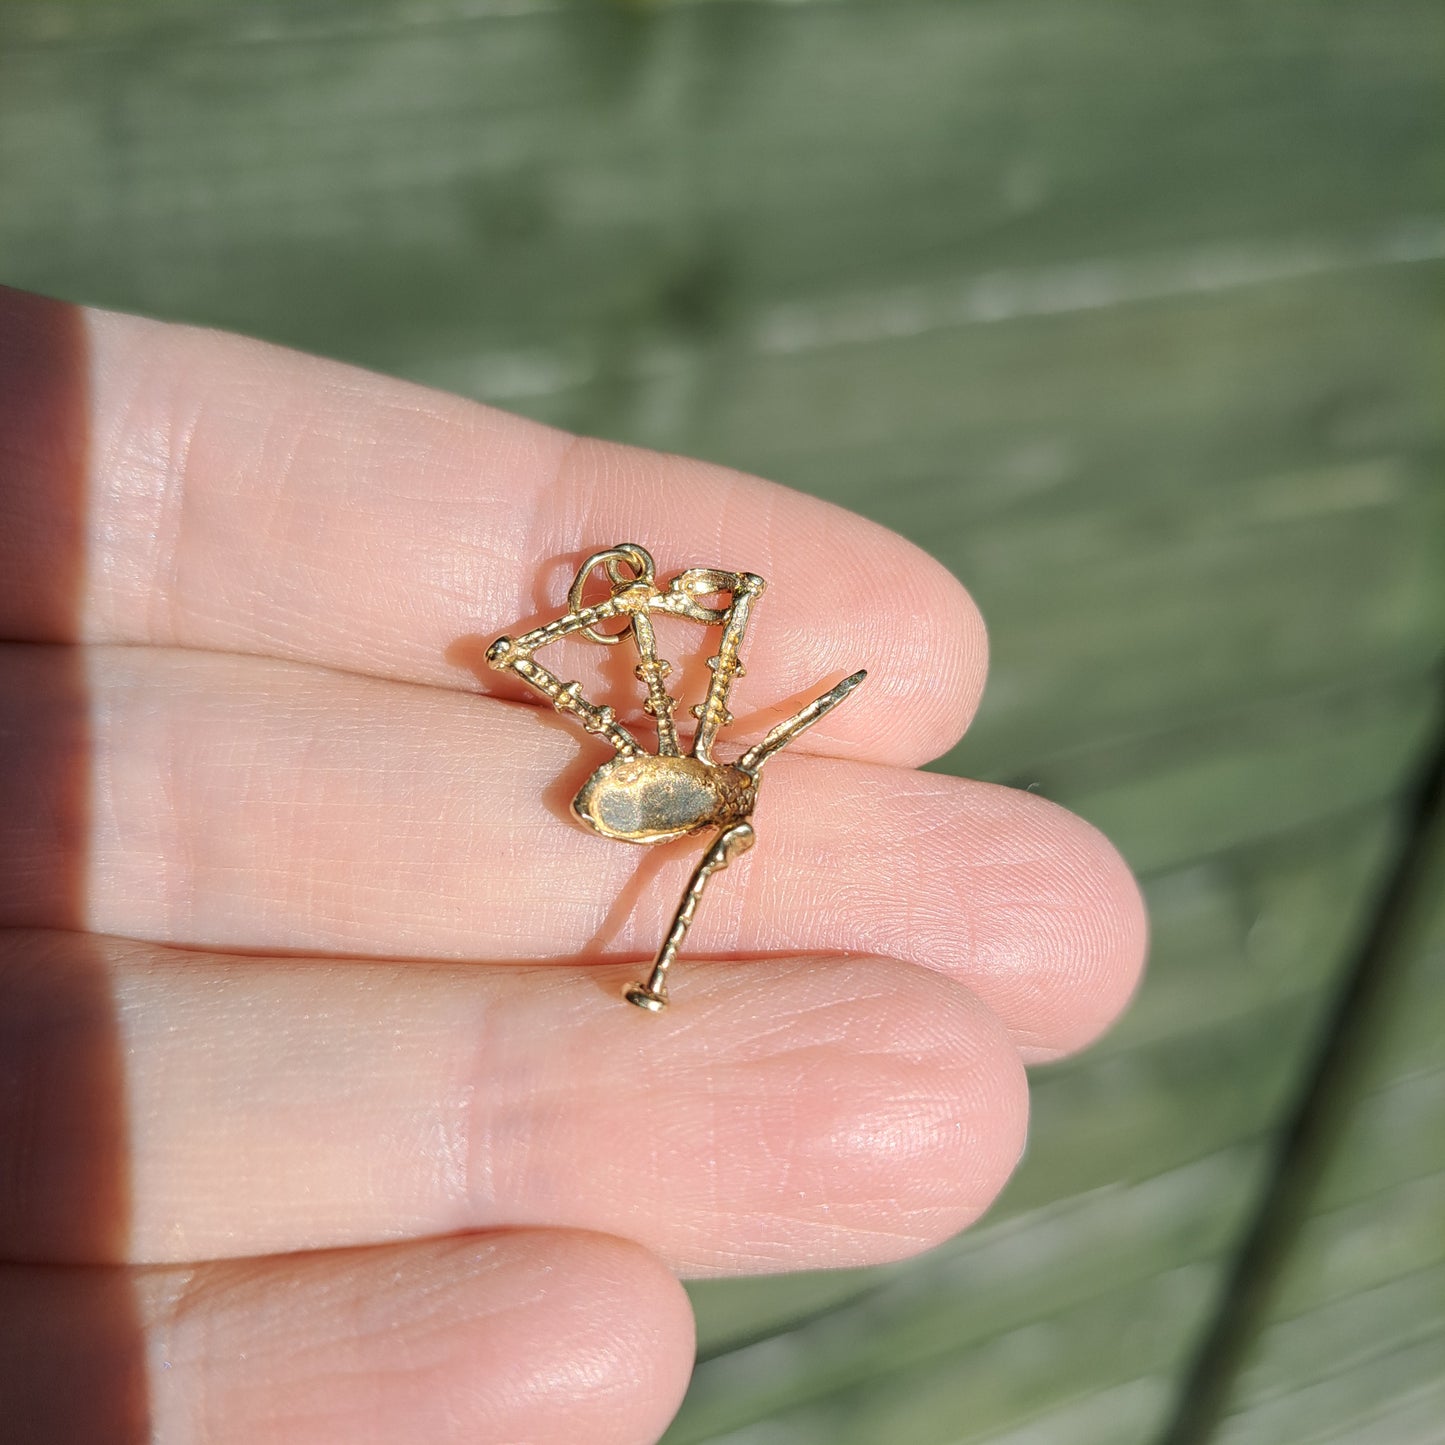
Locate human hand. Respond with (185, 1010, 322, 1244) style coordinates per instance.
(0, 287, 1146, 1444)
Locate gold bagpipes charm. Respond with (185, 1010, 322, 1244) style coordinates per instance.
(487, 544, 867, 1011)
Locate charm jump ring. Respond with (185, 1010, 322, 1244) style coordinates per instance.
(567, 543, 656, 645)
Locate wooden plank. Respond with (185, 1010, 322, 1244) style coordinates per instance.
(2, 1, 1442, 353)
(687, 1143, 1269, 1393)
(1213, 1332, 1445, 1445)
(1097, 820, 1395, 1058)
(1, 5, 1441, 1443)
(1282, 1073, 1445, 1220)
(698, 275, 1445, 778)
(1207, 799, 1445, 1444)
(1305, 1378, 1445, 1445)
(679, 1263, 1223, 1445)
(1042, 681, 1434, 878)
(1236, 1259, 1445, 1403)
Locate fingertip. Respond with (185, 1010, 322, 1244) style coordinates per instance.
(517, 1231, 696, 1445)
(893, 539, 990, 765)
(978, 789, 1150, 1062)
(674, 959, 1031, 1273)
(840, 963, 1030, 1264)
(802, 516, 990, 768)
(1039, 799, 1147, 1059)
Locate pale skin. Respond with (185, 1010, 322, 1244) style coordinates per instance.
(0, 287, 1148, 1444)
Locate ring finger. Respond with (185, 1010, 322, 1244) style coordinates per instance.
(2, 929, 1027, 1274)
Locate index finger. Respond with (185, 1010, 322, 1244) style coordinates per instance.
(0, 288, 987, 767)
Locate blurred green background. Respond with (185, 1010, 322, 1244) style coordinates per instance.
(3, 2, 1443, 1441)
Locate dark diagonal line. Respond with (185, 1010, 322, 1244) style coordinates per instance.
(1156, 666, 1445, 1445)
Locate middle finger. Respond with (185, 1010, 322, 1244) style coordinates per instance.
(1, 645, 1146, 1059)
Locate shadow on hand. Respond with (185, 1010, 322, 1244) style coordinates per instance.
(0, 288, 148, 1441)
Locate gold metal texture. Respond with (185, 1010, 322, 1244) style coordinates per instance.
(487, 544, 867, 1011)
